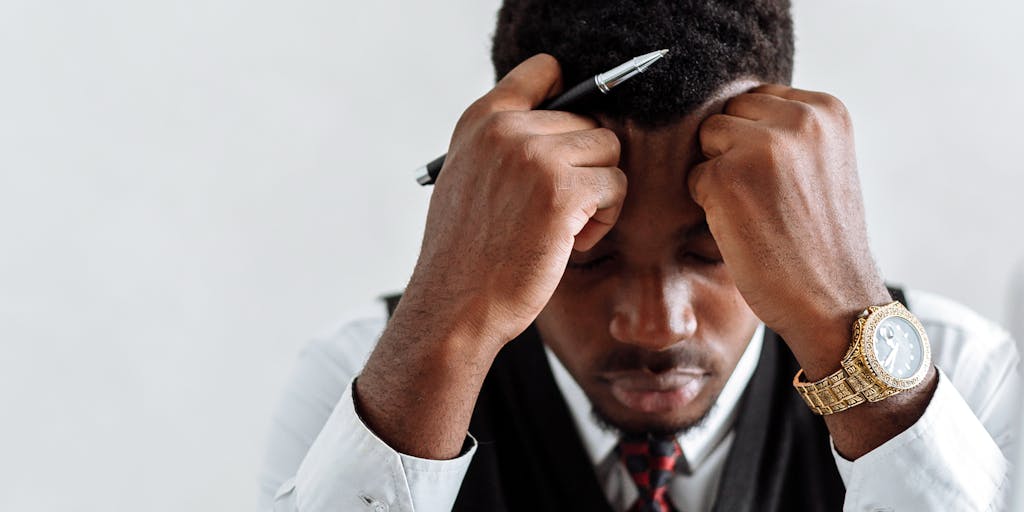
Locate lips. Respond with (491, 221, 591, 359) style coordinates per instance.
(602, 370, 708, 414)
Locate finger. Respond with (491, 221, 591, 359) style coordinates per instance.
(540, 127, 621, 168)
(498, 109, 600, 136)
(486, 53, 564, 112)
(751, 84, 845, 112)
(749, 83, 792, 98)
(723, 92, 793, 121)
(698, 113, 759, 159)
(686, 157, 721, 209)
(565, 166, 627, 251)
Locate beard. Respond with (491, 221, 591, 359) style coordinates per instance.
(585, 340, 727, 437)
(588, 385, 724, 438)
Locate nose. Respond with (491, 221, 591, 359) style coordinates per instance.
(609, 268, 698, 351)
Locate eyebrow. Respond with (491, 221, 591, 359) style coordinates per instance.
(582, 219, 712, 253)
(681, 220, 712, 240)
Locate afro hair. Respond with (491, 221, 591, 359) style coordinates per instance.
(491, 0, 795, 128)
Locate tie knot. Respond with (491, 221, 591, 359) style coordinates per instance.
(616, 433, 682, 512)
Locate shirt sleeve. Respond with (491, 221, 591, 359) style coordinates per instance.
(832, 366, 1013, 511)
(271, 376, 478, 512)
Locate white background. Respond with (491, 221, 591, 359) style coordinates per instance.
(1, 1, 1021, 510)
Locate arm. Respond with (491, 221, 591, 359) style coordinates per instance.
(686, 84, 1014, 507)
(831, 301, 1020, 511)
(687, 83, 938, 457)
(257, 308, 478, 512)
(263, 53, 628, 511)
(354, 52, 626, 462)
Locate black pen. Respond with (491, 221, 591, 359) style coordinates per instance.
(415, 49, 669, 186)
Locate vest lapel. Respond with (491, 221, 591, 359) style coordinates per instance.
(454, 324, 615, 512)
(712, 328, 846, 512)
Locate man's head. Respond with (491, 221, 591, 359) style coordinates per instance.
(490, 1, 795, 436)
(492, 0, 794, 128)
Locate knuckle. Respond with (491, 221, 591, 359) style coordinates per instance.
(819, 92, 849, 116)
(790, 101, 821, 134)
(534, 52, 558, 66)
(482, 111, 520, 146)
(455, 99, 487, 132)
(533, 52, 560, 73)
(723, 95, 749, 116)
(827, 98, 853, 129)
(610, 166, 628, 192)
(580, 171, 610, 197)
(700, 114, 731, 138)
(704, 113, 729, 130)
(465, 94, 502, 120)
(813, 92, 852, 129)
(595, 127, 621, 156)
(490, 111, 520, 136)
(537, 173, 570, 212)
(519, 135, 551, 166)
(687, 172, 707, 203)
(568, 131, 600, 153)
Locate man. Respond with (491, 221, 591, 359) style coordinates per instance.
(259, 1, 1020, 510)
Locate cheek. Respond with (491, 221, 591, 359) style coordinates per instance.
(535, 285, 611, 373)
(691, 276, 760, 360)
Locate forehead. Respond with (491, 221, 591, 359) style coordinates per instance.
(593, 78, 761, 245)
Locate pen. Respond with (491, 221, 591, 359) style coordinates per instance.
(415, 49, 669, 186)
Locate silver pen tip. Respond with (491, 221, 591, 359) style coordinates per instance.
(634, 49, 669, 73)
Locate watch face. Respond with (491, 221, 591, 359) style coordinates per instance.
(870, 316, 926, 379)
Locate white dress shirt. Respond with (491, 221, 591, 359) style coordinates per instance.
(259, 288, 1020, 512)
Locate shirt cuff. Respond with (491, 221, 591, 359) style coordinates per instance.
(278, 376, 477, 512)
(830, 366, 1009, 511)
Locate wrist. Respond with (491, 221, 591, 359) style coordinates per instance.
(396, 279, 508, 359)
(778, 286, 894, 381)
(355, 293, 501, 459)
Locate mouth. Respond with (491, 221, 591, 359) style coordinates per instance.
(599, 369, 709, 414)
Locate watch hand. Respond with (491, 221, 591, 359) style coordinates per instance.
(883, 347, 898, 370)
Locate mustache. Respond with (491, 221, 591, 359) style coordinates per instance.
(596, 343, 715, 375)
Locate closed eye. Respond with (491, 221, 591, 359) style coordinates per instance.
(680, 251, 722, 266)
(566, 253, 617, 272)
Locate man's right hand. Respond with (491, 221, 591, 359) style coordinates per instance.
(353, 54, 626, 460)
(408, 53, 626, 352)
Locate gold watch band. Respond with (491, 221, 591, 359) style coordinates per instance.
(792, 300, 931, 416)
(792, 357, 899, 415)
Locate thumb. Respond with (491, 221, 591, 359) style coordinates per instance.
(687, 157, 720, 209)
(487, 53, 565, 112)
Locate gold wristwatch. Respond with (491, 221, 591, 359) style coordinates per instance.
(793, 300, 931, 415)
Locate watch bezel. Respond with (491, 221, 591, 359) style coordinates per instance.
(858, 301, 931, 390)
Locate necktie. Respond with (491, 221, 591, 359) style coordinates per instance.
(616, 433, 683, 512)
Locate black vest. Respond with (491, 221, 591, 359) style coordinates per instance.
(382, 287, 908, 512)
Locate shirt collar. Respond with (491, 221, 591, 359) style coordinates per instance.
(543, 323, 765, 472)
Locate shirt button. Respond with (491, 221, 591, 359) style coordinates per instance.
(359, 494, 389, 512)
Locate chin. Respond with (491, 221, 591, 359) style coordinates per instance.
(589, 389, 719, 437)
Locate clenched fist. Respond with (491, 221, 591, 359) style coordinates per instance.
(407, 53, 628, 350)
(687, 84, 893, 377)
(355, 54, 627, 459)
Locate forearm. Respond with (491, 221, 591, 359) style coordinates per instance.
(354, 292, 501, 460)
(784, 285, 938, 460)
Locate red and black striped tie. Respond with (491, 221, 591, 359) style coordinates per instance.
(616, 433, 683, 512)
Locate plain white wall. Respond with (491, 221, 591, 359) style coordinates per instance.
(0, 1, 1020, 510)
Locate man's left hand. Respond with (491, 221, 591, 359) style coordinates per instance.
(687, 84, 893, 378)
